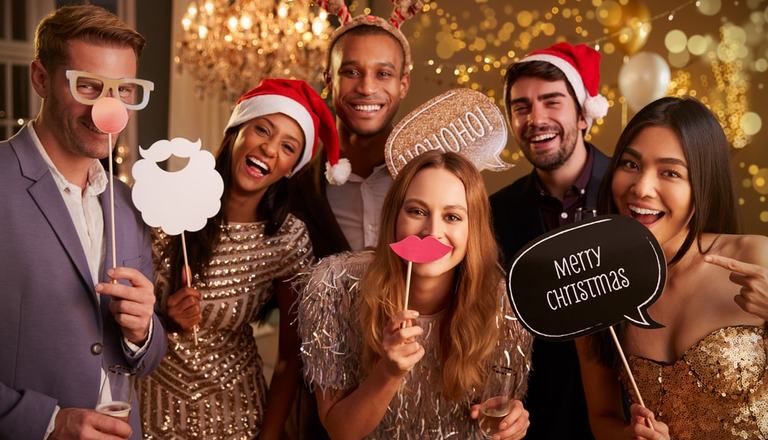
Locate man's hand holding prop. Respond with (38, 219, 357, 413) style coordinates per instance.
(89, 89, 156, 345)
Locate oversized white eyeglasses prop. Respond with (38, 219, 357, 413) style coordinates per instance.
(507, 215, 665, 422)
(385, 88, 511, 177)
(66, 70, 155, 110)
(389, 235, 452, 327)
(132, 138, 224, 345)
(67, 70, 155, 284)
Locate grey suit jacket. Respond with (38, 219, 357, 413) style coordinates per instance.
(0, 127, 167, 439)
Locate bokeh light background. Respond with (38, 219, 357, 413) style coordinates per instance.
(352, 0, 767, 234)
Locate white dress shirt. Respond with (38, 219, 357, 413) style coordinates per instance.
(326, 163, 393, 251)
(30, 124, 108, 285)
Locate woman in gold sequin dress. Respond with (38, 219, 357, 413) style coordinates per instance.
(139, 79, 347, 439)
(576, 97, 768, 440)
(298, 152, 534, 439)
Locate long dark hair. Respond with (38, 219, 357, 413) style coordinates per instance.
(598, 96, 739, 265)
(165, 126, 292, 292)
(593, 96, 739, 368)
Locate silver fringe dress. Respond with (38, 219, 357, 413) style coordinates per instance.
(297, 251, 533, 439)
(140, 215, 313, 439)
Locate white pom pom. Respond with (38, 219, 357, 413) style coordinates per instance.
(584, 94, 609, 120)
(325, 158, 351, 185)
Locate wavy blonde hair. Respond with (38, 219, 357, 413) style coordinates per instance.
(359, 151, 503, 400)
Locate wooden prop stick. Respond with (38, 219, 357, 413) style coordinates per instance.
(401, 261, 413, 329)
(181, 231, 199, 346)
(403, 261, 413, 310)
(389, 235, 452, 329)
(608, 326, 654, 429)
(108, 133, 117, 285)
(608, 326, 644, 406)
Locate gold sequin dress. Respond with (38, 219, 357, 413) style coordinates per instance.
(139, 215, 313, 439)
(297, 252, 533, 439)
(623, 326, 768, 439)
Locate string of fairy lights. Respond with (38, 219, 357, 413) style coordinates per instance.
(397, 0, 767, 226)
(110, 0, 767, 227)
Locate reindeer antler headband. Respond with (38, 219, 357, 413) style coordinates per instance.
(319, 0, 424, 71)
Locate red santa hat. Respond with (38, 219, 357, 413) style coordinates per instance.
(522, 42, 609, 128)
(225, 78, 350, 185)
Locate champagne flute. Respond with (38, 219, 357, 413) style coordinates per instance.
(96, 365, 134, 422)
(477, 365, 516, 439)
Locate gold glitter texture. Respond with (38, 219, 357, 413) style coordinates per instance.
(623, 326, 768, 440)
(297, 251, 533, 439)
(385, 88, 511, 177)
(139, 216, 313, 439)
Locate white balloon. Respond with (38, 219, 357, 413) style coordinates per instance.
(618, 52, 672, 112)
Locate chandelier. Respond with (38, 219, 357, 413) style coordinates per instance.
(177, 0, 332, 100)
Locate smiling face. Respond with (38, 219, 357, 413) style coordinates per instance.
(327, 32, 410, 137)
(230, 113, 304, 197)
(32, 39, 137, 160)
(507, 77, 587, 171)
(395, 167, 469, 280)
(611, 125, 693, 256)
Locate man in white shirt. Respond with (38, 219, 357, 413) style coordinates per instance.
(0, 5, 166, 439)
(286, 14, 413, 440)
(290, 17, 411, 258)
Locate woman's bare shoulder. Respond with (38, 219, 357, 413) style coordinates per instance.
(704, 233, 768, 266)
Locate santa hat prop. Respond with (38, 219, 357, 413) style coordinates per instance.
(522, 42, 609, 128)
(225, 78, 350, 185)
(320, 0, 424, 72)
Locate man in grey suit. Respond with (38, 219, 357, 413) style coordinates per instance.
(0, 5, 166, 439)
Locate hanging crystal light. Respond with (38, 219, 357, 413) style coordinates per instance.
(177, 0, 331, 100)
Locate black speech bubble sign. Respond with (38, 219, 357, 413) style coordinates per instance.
(506, 215, 666, 341)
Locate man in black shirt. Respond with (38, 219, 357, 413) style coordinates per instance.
(491, 42, 611, 439)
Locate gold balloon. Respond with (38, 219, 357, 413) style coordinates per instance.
(596, 0, 623, 28)
(606, 0, 652, 55)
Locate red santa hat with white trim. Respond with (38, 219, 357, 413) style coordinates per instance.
(521, 42, 609, 129)
(225, 78, 350, 185)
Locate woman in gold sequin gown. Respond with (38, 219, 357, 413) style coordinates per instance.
(139, 79, 343, 439)
(576, 97, 768, 440)
(298, 152, 534, 439)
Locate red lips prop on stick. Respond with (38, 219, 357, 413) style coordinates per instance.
(389, 235, 453, 318)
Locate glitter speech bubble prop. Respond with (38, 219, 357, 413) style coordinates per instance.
(385, 88, 511, 177)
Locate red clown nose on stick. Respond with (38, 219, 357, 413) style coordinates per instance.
(92, 97, 129, 134)
(91, 96, 129, 286)
(390, 235, 453, 322)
